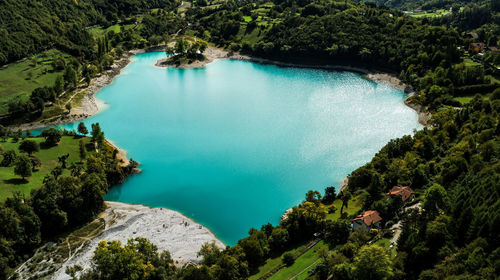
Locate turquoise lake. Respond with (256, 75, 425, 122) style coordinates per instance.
(55, 52, 421, 245)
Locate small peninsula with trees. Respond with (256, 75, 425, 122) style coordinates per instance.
(0, 0, 499, 279)
(158, 38, 209, 67)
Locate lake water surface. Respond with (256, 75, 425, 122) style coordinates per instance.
(56, 52, 421, 244)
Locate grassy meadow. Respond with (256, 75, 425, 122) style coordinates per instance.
(0, 49, 68, 115)
(409, 9, 448, 18)
(0, 136, 94, 199)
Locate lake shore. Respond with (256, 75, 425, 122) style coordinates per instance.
(43, 201, 224, 279)
(11, 45, 429, 131)
(156, 46, 431, 126)
(8, 49, 146, 131)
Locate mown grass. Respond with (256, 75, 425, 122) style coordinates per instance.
(269, 241, 325, 280)
(409, 9, 447, 18)
(0, 49, 68, 115)
(326, 195, 363, 221)
(249, 242, 311, 280)
(463, 58, 482, 67)
(88, 23, 135, 39)
(0, 136, 94, 200)
(249, 195, 362, 279)
(454, 93, 492, 105)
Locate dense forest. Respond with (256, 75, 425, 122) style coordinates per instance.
(0, 0, 499, 279)
(0, 0, 180, 65)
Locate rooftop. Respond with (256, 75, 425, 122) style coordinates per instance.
(387, 186, 415, 201)
(353, 210, 382, 226)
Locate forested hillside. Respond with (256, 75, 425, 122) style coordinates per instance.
(0, 0, 179, 65)
(186, 0, 499, 108)
(361, 0, 494, 11)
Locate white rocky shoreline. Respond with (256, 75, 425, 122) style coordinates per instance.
(14, 201, 225, 280)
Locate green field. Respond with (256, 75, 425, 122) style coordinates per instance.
(409, 9, 447, 18)
(326, 195, 363, 221)
(249, 194, 363, 279)
(0, 136, 94, 199)
(269, 241, 325, 280)
(88, 23, 136, 39)
(463, 58, 482, 67)
(249, 241, 311, 280)
(0, 49, 68, 115)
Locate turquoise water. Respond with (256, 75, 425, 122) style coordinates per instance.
(54, 52, 421, 245)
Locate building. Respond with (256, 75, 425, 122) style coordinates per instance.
(465, 32, 479, 40)
(387, 186, 415, 202)
(488, 46, 499, 52)
(352, 210, 382, 230)
(470, 43, 485, 53)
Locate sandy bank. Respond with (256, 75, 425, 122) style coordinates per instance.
(10, 50, 140, 131)
(105, 139, 130, 167)
(156, 46, 430, 126)
(48, 201, 225, 279)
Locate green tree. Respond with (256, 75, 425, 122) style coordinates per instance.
(305, 190, 322, 205)
(198, 241, 222, 266)
(175, 38, 188, 55)
(332, 263, 354, 280)
(12, 129, 21, 142)
(1, 150, 17, 167)
(54, 75, 64, 94)
(30, 155, 42, 171)
(14, 155, 33, 180)
(353, 245, 393, 280)
(19, 140, 39, 155)
(51, 166, 63, 179)
(91, 123, 104, 147)
(64, 65, 78, 88)
(324, 220, 350, 245)
(79, 139, 87, 162)
(78, 122, 88, 136)
(0, 125, 6, 141)
(268, 227, 289, 251)
(81, 238, 176, 279)
(80, 173, 107, 218)
(423, 184, 448, 217)
(41, 128, 62, 146)
(340, 191, 352, 214)
(282, 252, 294, 266)
(323, 186, 336, 204)
(179, 265, 213, 280)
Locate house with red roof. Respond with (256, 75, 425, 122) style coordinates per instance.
(470, 42, 485, 53)
(387, 186, 415, 202)
(488, 46, 499, 52)
(352, 210, 382, 230)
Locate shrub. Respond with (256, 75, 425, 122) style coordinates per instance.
(492, 88, 500, 100)
(282, 252, 295, 266)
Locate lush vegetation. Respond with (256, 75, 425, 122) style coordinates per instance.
(164, 38, 208, 65)
(0, 0, 186, 124)
(0, 124, 138, 278)
(0, 0, 180, 65)
(73, 1, 499, 279)
(0, 135, 95, 199)
(0, 0, 499, 279)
